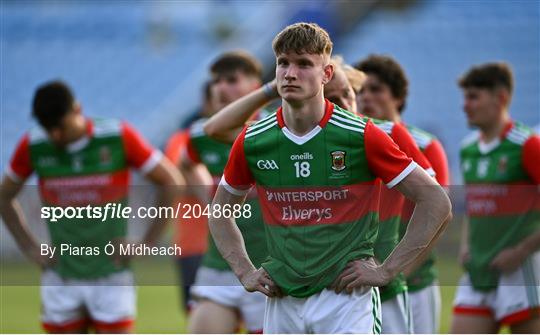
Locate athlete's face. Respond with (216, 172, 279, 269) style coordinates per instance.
(324, 68, 357, 114)
(45, 104, 87, 148)
(358, 74, 401, 120)
(462, 87, 504, 128)
(211, 70, 259, 112)
(276, 52, 333, 104)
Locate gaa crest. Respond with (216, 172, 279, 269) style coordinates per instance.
(331, 150, 346, 171)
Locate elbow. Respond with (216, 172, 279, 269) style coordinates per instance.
(203, 120, 219, 139)
(438, 189, 453, 225)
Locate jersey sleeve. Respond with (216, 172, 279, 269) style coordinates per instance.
(164, 131, 188, 166)
(365, 120, 417, 188)
(522, 135, 540, 184)
(220, 127, 255, 196)
(121, 122, 162, 174)
(182, 135, 202, 164)
(5, 134, 33, 182)
(424, 139, 450, 186)
(391, 123, 435, 178)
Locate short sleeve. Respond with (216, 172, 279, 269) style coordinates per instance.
(183, 135, 202, 164)
(522, 135, 540, 184)
(390, 123, 435, 177)
(424, 139, 450, 186)
(6, 134, 33, 182)
(164, 131, 188, 166)
(220, 127, 255, 196)
(121, 122, 162, 174)
(365, 120, 417, 188)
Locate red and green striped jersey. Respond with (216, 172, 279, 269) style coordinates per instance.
(7, 118, 162, 279)
(460, 120, 540, 290)
(184, 118, 267, 270)
(222, 100, 417, 298)
(401, 123, 450, 292)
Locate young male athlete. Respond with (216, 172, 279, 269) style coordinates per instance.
(0, 81, 183, 333)
(182, 51, 268, 333)
(356, 54, 450, 333)
(204, 57, 437, 333)
(451, 62, 540, 333)
(208, 22, 452, 334)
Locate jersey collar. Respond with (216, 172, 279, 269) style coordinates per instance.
(276, 99, 334, 145)
(478, 120, 513, 154)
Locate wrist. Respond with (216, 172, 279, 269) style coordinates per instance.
(380, 262, 396, 282)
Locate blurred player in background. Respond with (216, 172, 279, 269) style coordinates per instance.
(451, 63, 540, 333)
(182, 51, 268, 333)
(356, 54, 450, 334)
(164, 81, 215, 313)
(0, 81, 183, 333)
(354, 54, 445, 334)
(208, 22, 451, 333)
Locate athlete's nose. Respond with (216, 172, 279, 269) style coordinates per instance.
(284, 64, 298, 81)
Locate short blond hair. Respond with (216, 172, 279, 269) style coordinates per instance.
(331, 55, 366, 92)
(272, 22, 333, 57)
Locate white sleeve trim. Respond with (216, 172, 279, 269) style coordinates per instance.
(4, 166, 23, 183)
(219, 176, 252, 196)
(386, 161, 418, 189)
(139, 150, 163, 175)
(425, 167, 436, 178)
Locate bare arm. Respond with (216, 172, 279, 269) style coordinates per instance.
(333, 167, 452, 292)
(203, 81, 278, 143)
(208, 185, 280, 297)
(490, 226, 540, 273)
(140, 157, 185, 246)
(179, 157, 213, 204)
(0, 176, 50, 267)
(383, 167, 452, 279)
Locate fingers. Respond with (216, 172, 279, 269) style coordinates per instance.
(261, 270, 285, 298)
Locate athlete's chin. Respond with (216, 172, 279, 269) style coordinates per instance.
(282, 93, 305, 104)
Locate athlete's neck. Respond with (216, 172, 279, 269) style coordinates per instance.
(480, 110, 510, 143)
(388, 110, 401, 123)
(282, 93, 325, 136)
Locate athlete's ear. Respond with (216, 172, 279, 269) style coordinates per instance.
(497, 87, 511, 108)
(322, 62, 334, 85)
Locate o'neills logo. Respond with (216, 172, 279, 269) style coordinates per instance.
(290, 152, 314, 161)
(331, 150, 346, 171)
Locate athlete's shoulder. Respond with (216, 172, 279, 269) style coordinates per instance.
(329, 104, 367, 133)
(245, 110, 279, 139)
(460, 130, 480, 149)
(188, 118, 208, 138)
(92, 117, 122, 138)
(405, 124, 436, 149)
(368, 117, 394, 135)
(506, 121, 536, 146)
(27, 125, 48, 144)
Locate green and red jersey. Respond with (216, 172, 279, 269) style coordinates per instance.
(183, 118, 267, 270)
(7, 118, 162, 279)
(221, 100, 417, 298)
(460, 120, 540, 290)
(400, 123, 450, 292)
